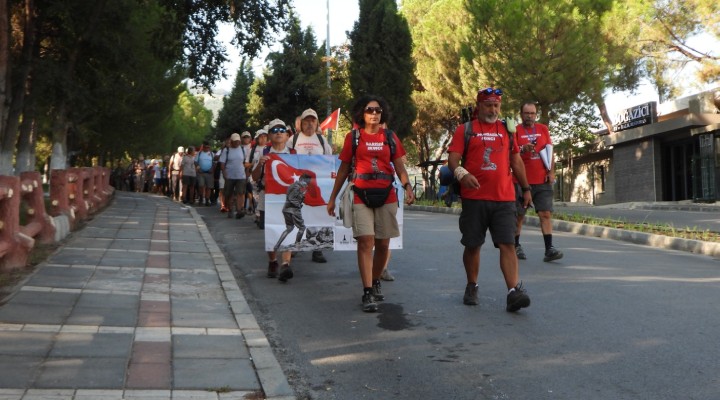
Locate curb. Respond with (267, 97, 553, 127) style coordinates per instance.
(407, 205, 720, 258)
(186, 206, 296, 400)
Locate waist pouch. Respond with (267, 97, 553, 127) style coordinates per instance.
(353, 182, 394, 208)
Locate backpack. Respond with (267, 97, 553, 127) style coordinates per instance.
(291, 133, 327, 155)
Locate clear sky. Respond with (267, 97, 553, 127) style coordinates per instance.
(215, 0, 359, 93)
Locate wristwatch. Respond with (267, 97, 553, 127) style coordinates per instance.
(521, 187, 531, 192)
(404, 183, 412, 190)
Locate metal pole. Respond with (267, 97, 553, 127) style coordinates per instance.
(326, 0, 333, 147)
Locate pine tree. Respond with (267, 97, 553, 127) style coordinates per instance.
(259, 13, 323, 124)
(214, 59, 255, 139)
(348, 0, 416, 138)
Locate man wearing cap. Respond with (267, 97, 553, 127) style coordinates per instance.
(289, 108, 333, 263)
(248, 128, 269, 225)
(448, 87, 533, 312)
(169, 146, 185, 201)
(219, 133, 249, 219)
(240, 131, 255, 214)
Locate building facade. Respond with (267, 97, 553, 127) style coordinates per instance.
(557, 88, 720, 205)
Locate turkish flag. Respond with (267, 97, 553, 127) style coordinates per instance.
(319, 108, 341, 131)
(264, 154, 326, 206)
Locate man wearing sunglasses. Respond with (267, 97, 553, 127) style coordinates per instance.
(513, 102, 563, 262)
(448, 87, 532, 312)
(289, 108, 333, 264)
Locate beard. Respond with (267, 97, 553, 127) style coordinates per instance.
(479, 114, 498, 124)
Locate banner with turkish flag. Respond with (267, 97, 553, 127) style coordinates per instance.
(263, 154, 404, 252)
(319, 108, 341, 131)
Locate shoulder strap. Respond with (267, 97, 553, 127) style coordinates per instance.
(385, 129, 397, 160)
(292, 133, 299, 148)
(248, 144, 258, 163)
(461, 121, 473, 165)
(316, 134, 326, 154)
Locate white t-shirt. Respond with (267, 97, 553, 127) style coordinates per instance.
(290, 133, 332, 155)
(220, 146, 247, 180)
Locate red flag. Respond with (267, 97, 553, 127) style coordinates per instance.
(264, 154, 326, 206)
(319, 108, 341, 131)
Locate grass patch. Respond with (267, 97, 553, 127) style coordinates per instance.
(411, 201, 719, 243)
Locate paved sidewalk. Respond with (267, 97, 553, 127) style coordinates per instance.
(0, 192, 294, 400)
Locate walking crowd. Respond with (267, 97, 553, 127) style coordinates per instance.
(110, 89, 562, 313)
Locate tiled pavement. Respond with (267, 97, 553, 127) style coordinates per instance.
(0, 192, 294, 400)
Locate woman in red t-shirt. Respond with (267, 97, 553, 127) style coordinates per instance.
(327, 95, 415, 313)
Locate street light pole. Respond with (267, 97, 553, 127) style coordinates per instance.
(326, 0, 333, 147)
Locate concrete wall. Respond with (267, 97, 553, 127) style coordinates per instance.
(613, 138, 658, 202)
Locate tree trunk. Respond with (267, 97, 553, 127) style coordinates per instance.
(15, 113, 36, 173)
(50, 102, 70, 170)
(0, 0, 13, 175)
(596, 101, 614, 134)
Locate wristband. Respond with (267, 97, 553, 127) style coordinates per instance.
(454, 166, 470, 181)
(403, 183, 412, 190)
(522, 187, 531, 192)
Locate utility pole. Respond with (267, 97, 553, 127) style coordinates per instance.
(326, 0, 333, 147)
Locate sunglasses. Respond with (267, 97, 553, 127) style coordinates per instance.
(364, 106, 383, 115)
(480, 87, 503, 95)
(269, 127, 287, 133)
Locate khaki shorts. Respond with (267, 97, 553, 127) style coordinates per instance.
(352, 202, 400, 239)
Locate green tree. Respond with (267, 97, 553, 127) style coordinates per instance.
(403, 0, 485, 194)
(214, 59, 255, 140)
(465, 0, 642, 129)
(0, 0, 290, 174)
(349, 0, 416, 138)
(259, 13, 323, 124)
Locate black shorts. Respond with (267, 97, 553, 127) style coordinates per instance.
(459, 199, 517, 248)
(516, 183, 554, 215)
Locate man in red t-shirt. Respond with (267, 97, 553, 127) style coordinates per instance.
(448, 87, 532, 312)
(513, 102, 563, 263)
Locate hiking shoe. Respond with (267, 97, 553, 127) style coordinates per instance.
(311, 251, 327, 263)
(371, 281, 385, 301)
(362, 293, 378, 312)
(463, 283, 479, 306)
(515, 244, 527, 260)
(235, 211, 245, 219)
(380, 268, 395, 281)
(506, 282, 531, 312)
(267, 261, 278, 278)
(278, 264, 294, 282)
(205, 200, 211, 206)
(543, 246, 563, 262)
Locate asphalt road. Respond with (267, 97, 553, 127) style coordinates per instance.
(198, 206, 720, 400)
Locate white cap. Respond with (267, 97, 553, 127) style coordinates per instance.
(256, 128, 268, 136)
(230, 133, 241, 141)
(268, 119, 286, 129)
(241, 131, 252, 138)
(177, 146, 184, 153)
(300, 108, 318, 120)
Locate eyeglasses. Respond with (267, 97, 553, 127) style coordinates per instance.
(364, 107, 383, 115)
(479, 88, 503, 96)
(269, 127, 287, 133)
